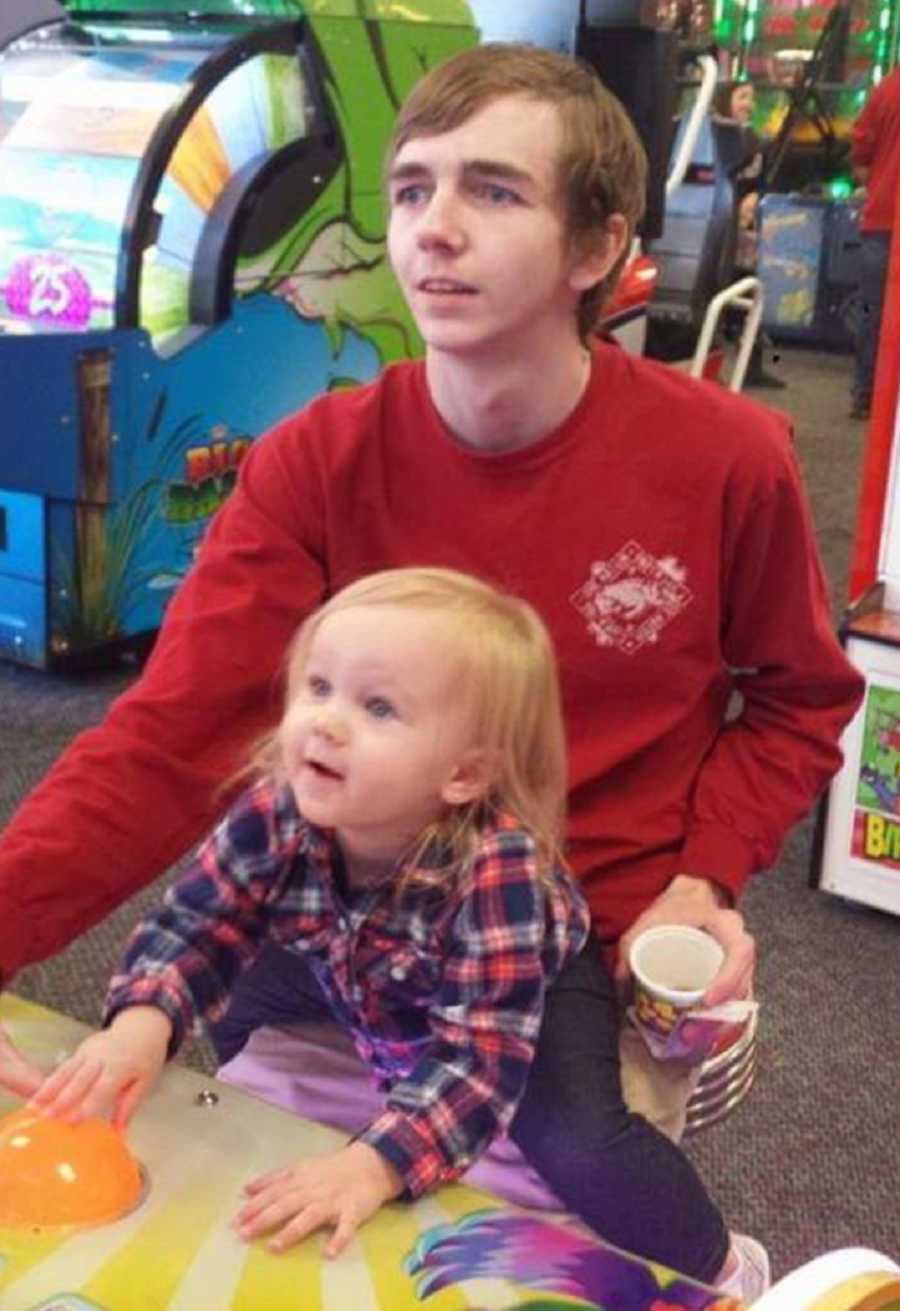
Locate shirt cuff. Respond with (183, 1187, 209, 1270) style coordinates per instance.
(357, 1108, 465, 1200)
(679, 823, 758, 904)
(103, 979, 191, 1056)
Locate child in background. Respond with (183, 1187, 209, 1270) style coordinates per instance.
(29, 567, 590, 1257)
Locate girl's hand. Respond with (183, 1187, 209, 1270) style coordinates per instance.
(28, 1006, 172, 1128)
(0, 1021, 43, 1099)
(234, 1141, 403, 1257)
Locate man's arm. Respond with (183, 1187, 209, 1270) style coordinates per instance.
(851, 80, 885, 171)
(0, 1021, 43, 1098)
(0, 419, 326, 981)
(620, 423, 863, 1000)
(677, 432, 863, 900)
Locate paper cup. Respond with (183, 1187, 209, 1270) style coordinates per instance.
(629, 926, 725, 1039)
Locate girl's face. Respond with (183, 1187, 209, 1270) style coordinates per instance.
(730, 84, 755, 125)
(279, 604, 486, 865)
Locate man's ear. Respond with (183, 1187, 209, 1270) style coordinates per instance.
(441, 749, 494, 807)
(568, 213, 629, 293)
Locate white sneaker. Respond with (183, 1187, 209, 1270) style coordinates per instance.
(716, 1233, 772, 1305)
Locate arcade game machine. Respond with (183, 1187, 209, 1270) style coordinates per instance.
(814, 174, 900, 918)
(0, 0, 478, 671)
(3, 992, 900, 1310)
(713, 0, 899, 348)
(715, 0, 899, 138)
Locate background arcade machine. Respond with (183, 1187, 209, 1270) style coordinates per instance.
(0, 0, 478, 671)
(753, 6, 867, 352)
(814, 175, 900, 918)
(717, 0, 898, 353)
(715, 0, 899, 156)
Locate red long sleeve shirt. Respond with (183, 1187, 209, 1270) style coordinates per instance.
(852, 68, 900, 233)
(0, 345, 863, 977)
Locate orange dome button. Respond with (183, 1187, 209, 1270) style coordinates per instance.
(0, 1107, 143, 1227)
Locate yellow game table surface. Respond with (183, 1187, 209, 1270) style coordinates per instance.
(0, 994, 745, 1311)
(4, 995, 898, 1311)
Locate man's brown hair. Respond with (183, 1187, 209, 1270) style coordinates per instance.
(387, 42, 648, 341)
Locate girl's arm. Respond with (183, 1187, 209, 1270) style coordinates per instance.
(103, 780, 300, 1054)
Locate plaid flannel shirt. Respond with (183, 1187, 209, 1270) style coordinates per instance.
(104, 779, 590, 1197)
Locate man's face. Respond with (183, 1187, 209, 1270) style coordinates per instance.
(386, 95, 602, 363)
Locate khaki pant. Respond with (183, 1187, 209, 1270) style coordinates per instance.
(619, 1023, 704, 1143)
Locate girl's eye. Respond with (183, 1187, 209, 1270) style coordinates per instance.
(308, 675, 330, 698)
(365, 696, 396, 720)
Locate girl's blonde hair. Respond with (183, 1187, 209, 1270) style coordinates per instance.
(252, 567, 568, 889)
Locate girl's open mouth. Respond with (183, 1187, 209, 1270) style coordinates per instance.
(306, 760, 343, 781)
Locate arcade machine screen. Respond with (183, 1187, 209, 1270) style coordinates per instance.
(0, 21, 312, 350)
(0, 26, 200, 336)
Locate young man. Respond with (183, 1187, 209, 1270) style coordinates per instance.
(0, 44, 861, 1298)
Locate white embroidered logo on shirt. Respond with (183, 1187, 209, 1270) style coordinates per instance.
(571, 541, 693, 655)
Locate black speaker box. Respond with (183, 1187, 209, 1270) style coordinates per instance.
(575, 24, 678, 240)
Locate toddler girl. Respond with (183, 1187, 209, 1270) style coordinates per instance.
(30, 567, 590, 1256)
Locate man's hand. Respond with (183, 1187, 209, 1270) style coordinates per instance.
(28, 1006, 171, 1129)
(0, 1021, 43, 1099)
(615, 874, 755, 1007)
(234, 1141, 404, 1257)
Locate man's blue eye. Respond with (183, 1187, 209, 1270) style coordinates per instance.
(474, 182, 519, 205)
(366, 696, 395, 719)
(308, 675, 330, 698)
(394, 184, 426, 205)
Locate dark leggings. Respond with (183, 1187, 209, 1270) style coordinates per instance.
(209, 939, 729, 1282)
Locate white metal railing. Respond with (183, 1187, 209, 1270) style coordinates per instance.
(665, 52, 718, 198)
(689, 275, 764, 391)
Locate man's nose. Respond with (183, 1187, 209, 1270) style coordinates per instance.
(417, 190, 465, 251)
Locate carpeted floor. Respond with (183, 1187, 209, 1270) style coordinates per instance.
(2, 344, 897, 1278)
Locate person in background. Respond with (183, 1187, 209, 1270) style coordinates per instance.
(28, 567, 592, 1257)
(0, 42, 863, 1302)
(850, 66, 900, 421)
(713, 78, 786, 389)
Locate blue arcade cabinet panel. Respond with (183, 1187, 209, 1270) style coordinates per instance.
(758, 193, 861, 348)
(0, 490, 47, 666)
(758, 193, 827, 339)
